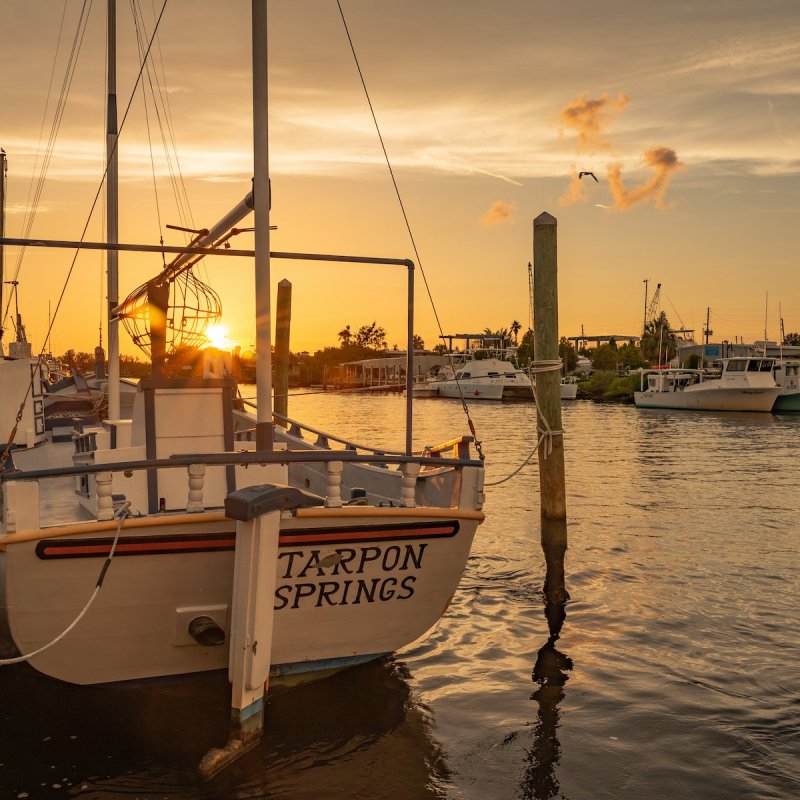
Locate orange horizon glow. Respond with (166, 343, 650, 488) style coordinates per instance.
(1, 1, 798, 358)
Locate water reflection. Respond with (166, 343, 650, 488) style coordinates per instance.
(521, 518, 573, 800)
(0, 657, 448, 799)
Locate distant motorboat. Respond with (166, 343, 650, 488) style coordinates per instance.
(634, 357, 780, 412)
(560, 376, 578, 400)
(415, 350, 530, 401)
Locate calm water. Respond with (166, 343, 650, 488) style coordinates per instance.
(2, 396, 798, 799)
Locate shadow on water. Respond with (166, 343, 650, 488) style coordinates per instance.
(521, 518, 573, 800)
(0, 656, 449, 798)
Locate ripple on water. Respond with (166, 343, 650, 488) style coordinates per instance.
(3, 398, 799, 799)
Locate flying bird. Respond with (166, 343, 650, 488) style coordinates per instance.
(579, 171, 599, 182)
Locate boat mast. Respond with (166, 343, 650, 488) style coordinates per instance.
(252, 0, 273, 450)
(106, 0, 121, 419)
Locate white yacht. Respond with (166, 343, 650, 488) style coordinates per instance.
(417, 349, 532, 401)
(634, 357, 780, 412)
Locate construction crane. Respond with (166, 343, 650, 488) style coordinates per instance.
(646, 282, 662, 325)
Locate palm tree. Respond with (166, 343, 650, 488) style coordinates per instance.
(640, 311, 677, 364)
(510, 320, 522, 345)
(337, 325, 352, 346)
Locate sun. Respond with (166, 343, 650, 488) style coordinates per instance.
(205, 323, 230, 350)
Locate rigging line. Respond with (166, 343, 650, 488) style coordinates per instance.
(145, 0, 195, 232)
(132, 0, 206, 283)
(663, 290, 687, 331)
(133, 2, 189, 229)
(4, 1, 92, 330)
(1, 0, 170, 461)
(130, 0, 166, 267)
(134, 0, 195, 234)
(0, 506, 129, 666)
(9, 0, 70, 287)
(335, 0, 484, 459)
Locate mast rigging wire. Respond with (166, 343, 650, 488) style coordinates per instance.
(335, 0, 485, 459)
(3, 1, 91, 331)
(1, 0, 170, 464)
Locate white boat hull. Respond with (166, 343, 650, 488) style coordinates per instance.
(1, 508, 480, 685)
(560, 381, 578, 400)
(634, 387, 779, 412)
(431, 381, 505, 400)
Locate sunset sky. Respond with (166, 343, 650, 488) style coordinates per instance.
(1, 0, 798, 357)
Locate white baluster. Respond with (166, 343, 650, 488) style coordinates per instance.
(400, 462, 420, 508)
(324, 461, 343, 508)
(187, 464, 206, 512)
(96, 471, 114, 521)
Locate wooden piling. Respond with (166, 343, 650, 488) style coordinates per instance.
(533, 212, 566, 520)
(274, 279, 291, 423)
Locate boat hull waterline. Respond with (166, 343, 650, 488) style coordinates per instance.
(634, 387, 779, 412)
(2, 508, 481, 686)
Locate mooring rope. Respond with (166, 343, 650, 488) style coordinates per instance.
(484, 360, 565, 487)
(0, 505, 128, 667)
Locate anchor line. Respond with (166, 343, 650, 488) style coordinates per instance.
(0, 505, 129, 666)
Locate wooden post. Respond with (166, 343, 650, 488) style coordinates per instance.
(533, 212, 566, 520)
(274, 279, 291, 424)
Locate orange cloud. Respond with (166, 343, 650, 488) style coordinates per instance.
(607, 146, 681, 210)
(480, 200, 518, 227)
(559, 92, 630, 152)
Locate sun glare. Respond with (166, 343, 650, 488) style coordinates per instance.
(205, 324, 230, 351)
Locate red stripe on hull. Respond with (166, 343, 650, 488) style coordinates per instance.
(35, 520, 460, 560)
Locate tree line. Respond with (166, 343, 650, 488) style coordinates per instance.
(53, 312, 800, 386)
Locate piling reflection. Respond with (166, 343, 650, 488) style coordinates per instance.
(521, 518, 573, 800)
(0, 656, 447, 798)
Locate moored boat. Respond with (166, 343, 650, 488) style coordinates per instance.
(0, 3, 487, 769)
(560, 376, 579, 400)
(417, 336, 532, 401)
(634, 357, 780, 412)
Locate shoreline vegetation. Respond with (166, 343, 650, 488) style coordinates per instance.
(577, 372, 640, 403)
(59, 312, 800, 405)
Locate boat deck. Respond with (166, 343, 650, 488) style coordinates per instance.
(11, 438, 94, 528)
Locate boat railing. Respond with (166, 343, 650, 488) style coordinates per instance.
(639, 367, 704, 391)
(236, 403, 406, 456)
(1, 448, 481, 482)
(0, 446, 483, 539)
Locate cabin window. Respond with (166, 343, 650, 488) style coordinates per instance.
(460, 372, 471, 379)
(759, 360, 773, 372)
(746, 360, 761, 372)
(788, 366, 799, 377)
(727, 360, 746, 372)
(488, 372, 499, 377)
